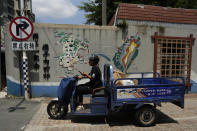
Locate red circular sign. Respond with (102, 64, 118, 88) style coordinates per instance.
(9, 16, 34, 41)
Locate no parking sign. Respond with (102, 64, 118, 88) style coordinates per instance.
(9, 16, 34, 41)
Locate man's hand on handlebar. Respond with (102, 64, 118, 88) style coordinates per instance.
(77, 75, 84, 79)
(77, 71, 87, 79)
(78, 71, 86, 76)
(78, 71, 91, 79)
(81, 72, 88, 76)
(82, 72, 91, 79)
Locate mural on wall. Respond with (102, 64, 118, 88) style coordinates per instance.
(54, 31, 141, 74)
(113, 34, 141, 73)
(54, 31, 90, 74)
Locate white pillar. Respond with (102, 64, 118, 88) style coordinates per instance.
(23, 51, 29, 99)
(20, 0, 30, 99)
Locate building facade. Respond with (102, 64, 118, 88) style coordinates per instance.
(0, 0, 15, 24)
(4, 3, 197, 97)
(109, 3, 197, 92)
(4, 24, 123, 97)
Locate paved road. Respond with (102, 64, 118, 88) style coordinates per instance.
(25, 95, 197, 131)
(0, 98, 40, 131)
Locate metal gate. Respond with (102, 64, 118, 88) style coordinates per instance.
(152, 32, 195, 89)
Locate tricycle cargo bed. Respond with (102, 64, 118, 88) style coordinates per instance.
(113, 77, 185, 108)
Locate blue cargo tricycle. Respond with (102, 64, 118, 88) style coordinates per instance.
(47, 64, 185, 127)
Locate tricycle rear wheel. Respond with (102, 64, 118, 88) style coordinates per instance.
(135, 105, 157, 127)
(47, 100, 68, 119)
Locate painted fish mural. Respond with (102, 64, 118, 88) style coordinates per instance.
(113, 34, 141, 72)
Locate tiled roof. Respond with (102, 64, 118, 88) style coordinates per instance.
(109, 3, 197, 25)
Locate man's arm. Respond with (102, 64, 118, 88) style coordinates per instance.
(77, 75, 86, 79)
(81, 72, 91, 79)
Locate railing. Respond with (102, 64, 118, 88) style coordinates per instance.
(125, 72, 160, 78)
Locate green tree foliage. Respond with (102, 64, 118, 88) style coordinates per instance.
(78, 0, 197, 25)
(175, 0, 197, 9)
(78, 0, 117, 25)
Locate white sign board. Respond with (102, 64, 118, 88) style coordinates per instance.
(12, 41, 36, 51)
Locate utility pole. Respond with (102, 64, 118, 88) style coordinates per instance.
(20, 0, 30, 100)
(0, 25, 1, 91)
(102, 0, 107, 25)
(0, 2, 2, 91)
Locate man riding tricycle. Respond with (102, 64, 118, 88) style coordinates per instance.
(47, 56, 185, 127)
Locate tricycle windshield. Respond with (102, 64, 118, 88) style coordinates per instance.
(104, 64, 113, 87)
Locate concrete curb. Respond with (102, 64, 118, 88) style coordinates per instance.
(185, 93, 197, 98)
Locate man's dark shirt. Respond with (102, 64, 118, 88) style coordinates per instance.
(89, 65, 102, 88)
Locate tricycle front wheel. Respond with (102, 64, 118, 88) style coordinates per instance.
(47, 100, 68, 119)
(135, 105, 157, 127)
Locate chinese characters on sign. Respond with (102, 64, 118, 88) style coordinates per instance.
(12, 41, 36, 51)
(142, 88, 172, 96)
(117, 88, 173, 99)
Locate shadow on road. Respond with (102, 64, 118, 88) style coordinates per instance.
(71, 109, 178, 126)
(156, 110, 178, 124)
(8, 98, 26, 112)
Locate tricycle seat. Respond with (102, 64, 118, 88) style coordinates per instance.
(92, 87, 105, 97)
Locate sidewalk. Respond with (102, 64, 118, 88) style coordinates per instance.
(0, 91, 6, 99)
(24, 95, 197, 131)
